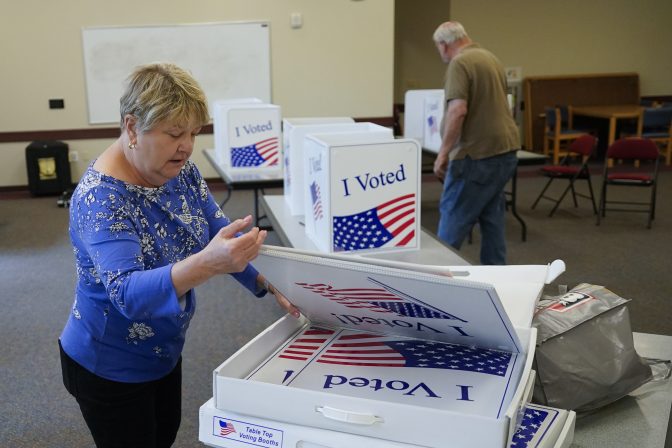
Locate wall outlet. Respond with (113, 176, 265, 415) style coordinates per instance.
(68, 150, 79, 162)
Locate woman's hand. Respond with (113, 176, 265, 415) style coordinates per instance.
(200, 215, 266, 275)
(258, 274, 301, 318)
(171, 215, 267, 297)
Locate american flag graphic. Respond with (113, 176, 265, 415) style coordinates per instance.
(315, 332, 511, 376)
(218, 420, 236, 436)
(510, 407, 553, 447)
(231, 137, 279, 167)
(333, 193, 416, 251)
(295, 279, 460, 320)
(427, 115, 438, 136)
(278, 327, 335, 361)
(310, 181, 324, 221)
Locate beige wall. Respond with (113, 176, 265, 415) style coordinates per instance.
(4, 0, 672, 188)
(0, 0, 394, 187)
(394, 0, 449, 103)
(449, 0, 672, 94)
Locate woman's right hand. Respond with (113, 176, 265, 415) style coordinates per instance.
(171, 215, 267, 296)
(200, 215, 267, 274)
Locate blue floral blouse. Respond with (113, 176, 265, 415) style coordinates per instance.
(60, 161, 262, 382)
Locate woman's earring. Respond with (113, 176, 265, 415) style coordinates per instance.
(128, 142, 136, 150)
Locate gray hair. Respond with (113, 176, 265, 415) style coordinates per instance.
(119, 63, 209, 132)
(433, 21, 468, 45)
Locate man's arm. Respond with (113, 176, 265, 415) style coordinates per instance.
(434, 98, 467, 181)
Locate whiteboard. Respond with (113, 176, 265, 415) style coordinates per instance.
(82, 22, 271, 124)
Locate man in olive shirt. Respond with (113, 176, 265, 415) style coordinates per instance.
(432, 21, 519, 265)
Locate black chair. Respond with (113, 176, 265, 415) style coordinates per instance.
(532, 134, 597, 217)
(596, 138, 660, 229)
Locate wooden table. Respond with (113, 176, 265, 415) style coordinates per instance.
(572, 104, 642, 148)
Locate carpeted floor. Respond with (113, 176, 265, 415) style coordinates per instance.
(0, 165, 670, 447)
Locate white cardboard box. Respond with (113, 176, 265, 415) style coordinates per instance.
(213, 99, 282, 171)
(303, 135, 421, 254)
(207, 246, 568, 448)
(403, 89, 444, 149)
(282, 120, 395, 216)
(283, 118, 355, 215)
(199, 399, 575, 448)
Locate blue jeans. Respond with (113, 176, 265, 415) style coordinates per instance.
(437, 151, 517, 265)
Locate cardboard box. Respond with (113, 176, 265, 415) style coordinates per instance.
(199, 399, 574, 448)
(303, 135, 421, 254)
(207, 246, 568, 448)
(283, 120, 395, 216)
(403, 89, 444, 150)
(213, 99, 282, 171)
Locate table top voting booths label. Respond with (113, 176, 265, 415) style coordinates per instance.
(211, 415, 284, 448)
(213, 100, 281, 170)
(303, 137, 421, 253)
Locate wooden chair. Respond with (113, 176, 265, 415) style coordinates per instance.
(596, 138, 660, 229)
(532, 135, 598, 217)
(543, 106, 586, 165)
(636, 106, 672, 166)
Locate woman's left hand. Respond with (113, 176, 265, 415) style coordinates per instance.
(258, 275, 301, 318)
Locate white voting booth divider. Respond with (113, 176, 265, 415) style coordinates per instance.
(213, 98, 282, 171)
(283, 121, 394, 216)
(302, 134, 420, 254)
(403, 90, 445, 152)
(283, 118, 367, 216)
(199, 246, 575, 448)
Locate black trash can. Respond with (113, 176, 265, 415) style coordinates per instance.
(25, 140, 72, 196)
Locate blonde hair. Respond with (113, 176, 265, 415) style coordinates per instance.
(433, 21, 468, 45)
(119, 63, 209, 132)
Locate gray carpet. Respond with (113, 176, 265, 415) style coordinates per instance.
(1, 166, 670, 447)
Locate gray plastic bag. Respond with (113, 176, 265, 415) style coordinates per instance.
(532, 283, 652, 413)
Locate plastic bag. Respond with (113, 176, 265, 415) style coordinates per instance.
(532, 283, 653, 413)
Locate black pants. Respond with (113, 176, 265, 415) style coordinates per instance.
(59, 341, 182, 448)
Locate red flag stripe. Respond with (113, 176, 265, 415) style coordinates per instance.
(396, 229, 416, 246)
(321, 355, 405, 361)
(389, 215, 415, 237)
(279, 354, 309, 360)
(377, 200, 415, 221)
(377, 193, 415, 210)
(325, 348, 398, 354)
(316, 360, 405, 367)
(331, 342, 386, 347)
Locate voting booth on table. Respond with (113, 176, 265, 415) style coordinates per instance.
(282, 119, 393, 216)
(213, 98, 282, 171)
(199, 246, 575, 448)
(302, 134, 420, 254)
(403, 90, 445, 152)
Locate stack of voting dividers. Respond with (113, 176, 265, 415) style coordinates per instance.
(199, 246, 576, 448)
(403, 89, 445, 153)
(213, 98, 282, 172)
(302, 133, 420, 254)
(282, 119, 396, 216)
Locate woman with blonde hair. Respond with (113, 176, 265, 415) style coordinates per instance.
(59, 63, 297, 447)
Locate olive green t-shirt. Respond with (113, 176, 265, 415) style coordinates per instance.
(442, 43, 520, 160)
